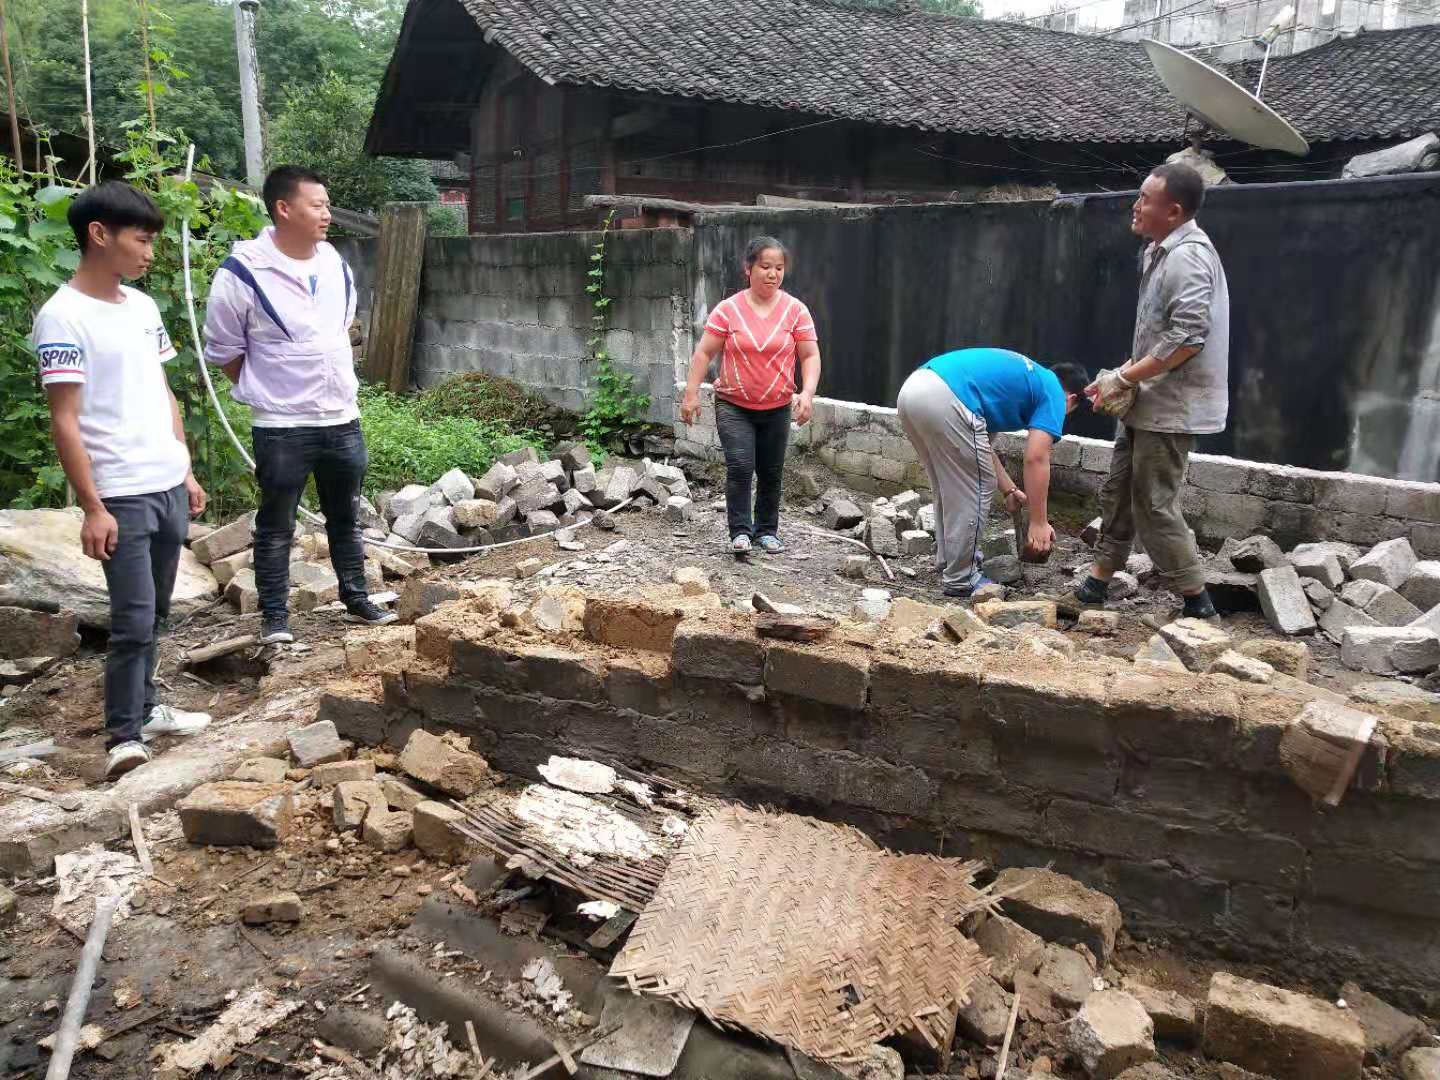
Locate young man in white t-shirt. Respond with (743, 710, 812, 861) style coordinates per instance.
(35, 182, 213, 780)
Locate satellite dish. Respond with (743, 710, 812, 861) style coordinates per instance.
(1142, 39, 1310, 156)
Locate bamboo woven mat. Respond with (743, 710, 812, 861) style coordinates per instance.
(609, 805, 994, 1063)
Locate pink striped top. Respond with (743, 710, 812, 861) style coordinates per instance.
(704, 290, 818, 411)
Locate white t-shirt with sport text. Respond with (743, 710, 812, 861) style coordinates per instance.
(32, 284, 190, 499)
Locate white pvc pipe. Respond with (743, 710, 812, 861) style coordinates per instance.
(44, 895, 119, 1080)
(178, 146, 633, 558)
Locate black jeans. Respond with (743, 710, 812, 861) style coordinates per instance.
(715, 399, 791, 541)
(252, 421, 369, 617)
(100, 483, 188, 748)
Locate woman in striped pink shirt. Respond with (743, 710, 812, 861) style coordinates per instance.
(680, 237, 822, 554)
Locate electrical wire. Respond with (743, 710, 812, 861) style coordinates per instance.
(178, 144, 639, 560)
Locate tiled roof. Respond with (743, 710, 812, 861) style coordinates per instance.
(455, 0, 1190, 143)
(1227, 26, 1440, 143)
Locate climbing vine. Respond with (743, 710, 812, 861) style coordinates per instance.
(579, 210, 650, 450)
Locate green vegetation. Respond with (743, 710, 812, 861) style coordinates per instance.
(358, 384, 544, 493)
(415, 372, 558, 432)
(580, 213, 651, 450)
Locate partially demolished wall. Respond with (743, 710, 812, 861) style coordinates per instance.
(323, 604, 1440, 1004)
(674, 384, 1440, 554)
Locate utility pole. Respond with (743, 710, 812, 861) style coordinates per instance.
(233, 0, 263, 188)
(81, 0, 96, 184)
(0, 0, 23, 170)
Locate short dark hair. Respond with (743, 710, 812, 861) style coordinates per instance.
(262, 165, 325, 220)
(1150, 162, 1205, 217)
(67, 182, 164, 253)
(744, 235, 788, 269)
(1049, 361, 1090, 397)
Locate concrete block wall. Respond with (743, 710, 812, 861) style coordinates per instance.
(674, 385, 1440, 554)
(328, 606, 1440, 1006)
(337, 230, 693, 424)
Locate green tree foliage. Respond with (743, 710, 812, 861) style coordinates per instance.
(267, 72, 435, 216)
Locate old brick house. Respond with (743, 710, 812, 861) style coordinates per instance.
(366, 0, 1440, 233)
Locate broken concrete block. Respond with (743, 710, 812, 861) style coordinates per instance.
(1400, 560, 1440, 612)
(1068, 990, 1156, 1079)
(1288, 547, 1344, 589)
(672, 567, 711, 596)
(190, 513, 254, 564)
(432, 467, 475, 505)
(1107, 571, 1140, 601)
(225, 569, 260, 615)
(982, 529, 1019, 561)
(1402, 1048, 1440, 1080)
(0, 884, 15, 927)
(499, 446, 541, 468)
(1208, 650, 1274, 684)
(1203, 568, 1260, 614)
(672, 623, 765, 683)
(560, 443, 593, 473)
(1338, 981, 1424, 1061)
(242, 891, 303, 926)
(1319, 599, 1379, 642)
(1343, 131, 1440, 178)
(381, 778, 426, 812)
(1340, 579, 1424, 627)
(526, 509, 561, 532)
(310, 759, 377, 788)
(851, 588, 893, 623)
(1035, 943, 1096, 1010)
(841, 555, 869, 579)
(584, 596, 684, 652)
(1348, 680, 1440, 724)
(362, 809, 414, 853)
(539, 458, 569, 493)
(231, 758, 288, 784)
(1078, 610, 1120, 635)
(561, 488, 593, 517)
(823, 499, 863, 530)
(177, 782, 293, 848)
(598, 466, 638, 510)
(900, 530, 935, 556)
(1158, 618, 1232, 672)
(1134, 634, 1185, 671)
(972, 582, 1007, 603)
(452, 499, 500, 530)
(1121, 979, 1198, 1045)
(1302, 579, 1335, 611)
(474, 462, 518, 503)
(417, 516, 468, 553)
(389, 484, 432, 520)
(333, 780, 386, 832)
(1236, 639, 1309, 680)
(955, 973, 1012, 1045)
(976, 600, 1058, 629)
(344, 625, 416, 674)
(399, 730, 490, 798)
(1291, 541, 1363, 576)
(571, 465, 597, 494)
(1229, 535, 1287, 573)
(865, 512, 900, 557)
(390, 512, 426, 544)
(0, 606, 79, 661)
(973, 914, 1045, 990)
(513, 477, 562, 515)
(983, 555, 1023, 585)
(288, 720, 347, 768)
(1258, 564, 1317, 636)
(1202, 972, 1363, 1080)
(293, 570, 341, 612)
(209, 548, 254, 590)
(992, 867, 1123, 967)
(1341, 626, 1440, 675)
(412, 801, 471, 862)
(515, 557, 543, 579)
(1350, 537, 1418, 590)
(664, 496, 694, 523)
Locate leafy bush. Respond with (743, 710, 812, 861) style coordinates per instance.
(426, 204, 466, 237)
(358, 384, 544, 494)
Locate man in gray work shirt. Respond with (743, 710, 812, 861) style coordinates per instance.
(1076, 161, 1229, 620)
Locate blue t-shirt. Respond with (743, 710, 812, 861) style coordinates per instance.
(922, 348, 1068, 440)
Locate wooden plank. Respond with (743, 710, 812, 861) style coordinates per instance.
(364, 203, 428, 392)
(128, 803, 154, 877)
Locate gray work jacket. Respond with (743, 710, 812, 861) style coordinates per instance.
(1124, 220, 1231, 436)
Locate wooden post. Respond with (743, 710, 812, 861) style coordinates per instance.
(81, 0, 96, 184)
(363, 203, 427, 393)
(0, 0, 23, 169)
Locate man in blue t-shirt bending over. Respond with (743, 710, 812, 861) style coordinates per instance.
(896, 348, 1088, 597)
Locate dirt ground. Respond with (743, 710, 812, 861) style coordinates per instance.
(0, 463, 1431, 1078)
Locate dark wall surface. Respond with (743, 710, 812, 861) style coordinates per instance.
(691, 173, 1440, 479)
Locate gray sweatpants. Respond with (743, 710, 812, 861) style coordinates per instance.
(897, 368, 994, 591)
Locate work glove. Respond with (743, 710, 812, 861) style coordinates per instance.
(1091, 367, 1137, 419)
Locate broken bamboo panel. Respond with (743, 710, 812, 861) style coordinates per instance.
(363, 203, 427, 392)
(1279, 701, 1378, 807)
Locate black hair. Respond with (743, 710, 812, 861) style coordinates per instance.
(1049, 361, 1090, 397)
(744, 235, 788, 270)
(67, 182, 164, 254)
(1150, 162, 1206, 217)
(262, 164, 326, 220)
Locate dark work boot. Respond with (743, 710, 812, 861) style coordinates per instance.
(1074, 576, 1110, 606)
(1182, 589, 1219, 621)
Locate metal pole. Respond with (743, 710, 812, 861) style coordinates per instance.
(81, 0, 96, 185)
(233, 0, 263, 188)
(1254, 39, 1273, 96)
(44, 895, 120, 1080)
(0, 0, 24, 170)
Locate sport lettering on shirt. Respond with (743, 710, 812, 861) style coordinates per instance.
(37, 341, 85, 379)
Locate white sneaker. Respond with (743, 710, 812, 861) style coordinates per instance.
(142, 705, 212, 742)
(731, 535, 752, 554)
(106, 741, 150, 780)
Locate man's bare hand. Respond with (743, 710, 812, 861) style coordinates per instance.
(1004, 488, 1028, 515)
(82, 508, 119, 562)
(186, 474, 208, 517)
(1025, 520, 1055, 561)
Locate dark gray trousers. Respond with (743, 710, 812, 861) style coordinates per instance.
(100, 483, 188, 748)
